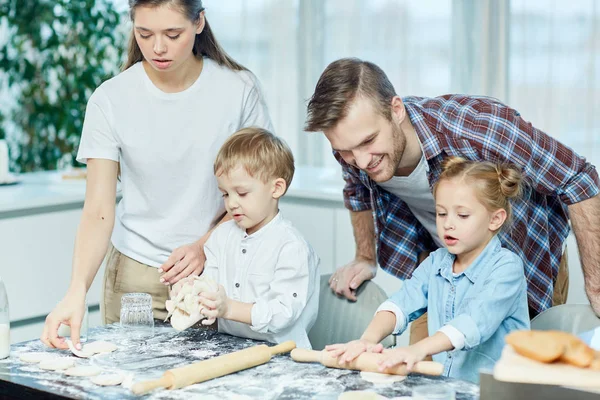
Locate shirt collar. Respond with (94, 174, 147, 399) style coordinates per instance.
(403, 97, 443, 162)
(436, 235, 503, 283)
(242, 211, 282, 241)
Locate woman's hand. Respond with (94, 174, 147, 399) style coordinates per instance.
(377, 345, 427, 372)
(159, 241, 206, 285)
(325, 339, 384, 364)
(198, 285, 229, 325)
(41, 288, 87, 350)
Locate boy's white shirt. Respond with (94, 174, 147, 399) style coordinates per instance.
(203, 212, 320, 349)
(76, 58, 272, 267)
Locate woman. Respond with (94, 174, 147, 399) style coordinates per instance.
(42, 0, 272, 350)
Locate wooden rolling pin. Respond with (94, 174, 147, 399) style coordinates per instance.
(291, 348, 444, 376)
(132, 340, 296, 395)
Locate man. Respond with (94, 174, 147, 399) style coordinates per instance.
(304, 57, 600, 345)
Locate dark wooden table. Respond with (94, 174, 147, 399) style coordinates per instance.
(0, 324, 479, 399)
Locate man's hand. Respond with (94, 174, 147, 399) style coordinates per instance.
(159, 242, 206, 285)
(198, 285, 229, 325)
(325, 339, 383, 364)
(329, 258, 377, 301)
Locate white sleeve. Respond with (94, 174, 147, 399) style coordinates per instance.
(76, 88, 120, 164)
(438, 325, 466, 351)
(376, 301, 407, 335)
(238, 72, 273, 132)
(250, 240, 312, 334)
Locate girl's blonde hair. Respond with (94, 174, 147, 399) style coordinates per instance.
(214, 128, 294, 194)
(433, 156, 523, 227)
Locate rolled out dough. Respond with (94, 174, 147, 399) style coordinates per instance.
(90, 373, 124, 386)
(360, 371, 407, 384)
(39, 357, 77, 371)
(18, 352, 60, 363)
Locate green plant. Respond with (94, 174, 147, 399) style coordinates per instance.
(0, 0, 126, 172)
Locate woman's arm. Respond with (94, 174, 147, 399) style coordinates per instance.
(42, 159, 118, 349)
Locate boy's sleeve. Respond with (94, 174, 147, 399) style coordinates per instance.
(445, 254, 528, 350)
(378, 254, 435, 335)
(250, 240, 315, 334)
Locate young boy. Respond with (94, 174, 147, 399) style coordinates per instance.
(198, 127, 320, 349)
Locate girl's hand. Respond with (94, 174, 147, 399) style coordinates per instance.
(198, 285, 228, 325)
(377, 345, 427, 372)
(325, 339, 384, 364)
(159, 241, 206, 285)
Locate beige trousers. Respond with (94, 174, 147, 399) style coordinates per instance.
(409, 248, 570, 355)
(101, 245, 170, 324)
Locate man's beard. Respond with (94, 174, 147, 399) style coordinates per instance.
(368, 122, 405, 182)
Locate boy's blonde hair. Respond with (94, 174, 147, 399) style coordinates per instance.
(433, 156, 523, 228)
(214, 127, 295, 193)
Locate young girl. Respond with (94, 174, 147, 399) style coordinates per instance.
(326, 157, 530, 383)
(42, 0, 271, 350)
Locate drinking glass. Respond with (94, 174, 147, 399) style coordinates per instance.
(412, 384, 456, 400)
(120, 293, 154, 336)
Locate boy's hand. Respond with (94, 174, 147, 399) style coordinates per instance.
(377, 345, 427, 372)
(198, 285, 228, 325)
(325, 339, 384, 364)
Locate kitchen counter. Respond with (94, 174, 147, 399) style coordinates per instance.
(0, 167, 346, 217)
(0, 323, 480, 400)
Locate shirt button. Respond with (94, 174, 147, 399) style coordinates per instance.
(235, 283, 240, 288)
(293, 293, 297, 298)
(242, 249, 247, 254)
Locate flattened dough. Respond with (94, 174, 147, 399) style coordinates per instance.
(67, 339, 117, 358)
(360, 371, 407, 384)
(64, 366, 102, 376)
(84, 341, 118, 354)
(165, 275, 218, 331)
(90, 373, 124, 386)
(338, 391, 386, 400)
(19, 352, 60, 363)
(39, 357, 77, 371)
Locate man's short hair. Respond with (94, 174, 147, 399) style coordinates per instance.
(305, 57, 397, 132)
(214, 127, 294, 193)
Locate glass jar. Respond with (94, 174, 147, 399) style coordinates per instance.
(120, 293, 154, 335)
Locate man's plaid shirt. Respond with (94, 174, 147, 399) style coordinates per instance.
(336, 94, 599, 315)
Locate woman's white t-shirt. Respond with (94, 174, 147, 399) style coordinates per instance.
(76, 58, 273, 267)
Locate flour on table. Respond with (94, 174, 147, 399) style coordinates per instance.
(90, 372, 125, 386)
(165, 275, 218, 331)
(64, 365, 102, 376)
(38, 357, 77, 371)
(360, 371, 407, 384)
(18, 352, 60, 363)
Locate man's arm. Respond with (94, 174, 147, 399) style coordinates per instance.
(352, 209, 376, 262)
(330, 210, 378, 301)
(568, 195, 600, 315)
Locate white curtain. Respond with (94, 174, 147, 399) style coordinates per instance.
(114, 0, 600, 170)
